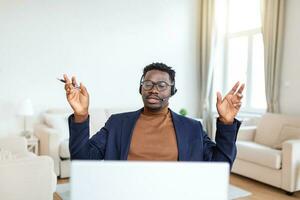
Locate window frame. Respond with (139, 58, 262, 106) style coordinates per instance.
(221, 27, 266, 114)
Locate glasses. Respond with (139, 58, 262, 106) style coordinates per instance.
(141, 80, 173, 92)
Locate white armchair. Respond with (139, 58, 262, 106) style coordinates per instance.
(232, 113, 300, 194)
(0, 136, 56, 200)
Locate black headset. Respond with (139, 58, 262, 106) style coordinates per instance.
(139, 74, 177, 96)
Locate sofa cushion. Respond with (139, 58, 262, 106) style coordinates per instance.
(43, 113, 69, 139)
(59, 139, 70, 159)
(254, 113, 300, 147)
(236, 141, 282, 169)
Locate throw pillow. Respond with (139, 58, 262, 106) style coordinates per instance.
(43, 113, 69, 139)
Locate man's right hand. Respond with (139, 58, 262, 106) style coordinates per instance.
(64, 74, 89, 123)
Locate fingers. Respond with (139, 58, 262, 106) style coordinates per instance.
(64, 81, 74, 93)
(72, 76, 79, 88)
(227, 81, 245, 99)
(63, 74, 75, 95)
(63, 75, 87, 97)
(233, 102, 242, 109)
(63, 74, 71, 84)
(216, 92, 222, 106)
(236, 83, 245, 95)
(227, 81, 240, 95)
(232, 92, 243, 103)
(234, 83, 245, 103)
(227, 81, 246, 96)
(65, 85, 74, 95)
(237, 93, 243, 98)
(80, 82, 89, 96)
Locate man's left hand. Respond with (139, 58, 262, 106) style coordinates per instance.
(216, 81, 245, 125)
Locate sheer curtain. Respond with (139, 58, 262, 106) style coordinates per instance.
(261, 0, 285, 113)
(199, 0, 215, 136)
(199, 0, 230, 137)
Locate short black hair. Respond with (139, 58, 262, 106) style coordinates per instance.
(142, 62, 176, 83)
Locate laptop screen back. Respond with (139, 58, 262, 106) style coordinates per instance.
(71, 161, 229, 200)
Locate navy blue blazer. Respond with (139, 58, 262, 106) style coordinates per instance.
(69, 108, 241, 167)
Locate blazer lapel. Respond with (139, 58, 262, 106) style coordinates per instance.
(170, 110, 188, 161)
(120, 108, 142, 160)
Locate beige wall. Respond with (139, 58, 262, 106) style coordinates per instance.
(0, 0, 200, 136)
(280, 0, 300, 115)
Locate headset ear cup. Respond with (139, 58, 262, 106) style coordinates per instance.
(174, 88, 177, 95)
(171, 85, 177, 96)
(139, 75, 144, 95)
(171, 85, 178, 96)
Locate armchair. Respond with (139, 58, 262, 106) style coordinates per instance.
(0, 136, 56, 200)
(232, 113, 300, 194)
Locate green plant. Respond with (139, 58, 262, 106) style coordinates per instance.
(179, 108, 188, 116)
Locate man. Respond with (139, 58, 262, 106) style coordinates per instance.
(65, 63, 244, 167)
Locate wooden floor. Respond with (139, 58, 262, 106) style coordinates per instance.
(54, 174, 300, 200)
(230, 174, 300, 200)
(54, 178, 69, 200)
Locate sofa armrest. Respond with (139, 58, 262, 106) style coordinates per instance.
(34, 124, 64, 176)
(282, 139, 300, 192)
(236, 126, 256, 141)
(0, 155, 57, 200)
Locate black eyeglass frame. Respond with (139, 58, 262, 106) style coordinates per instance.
(140, 80, 174, 92)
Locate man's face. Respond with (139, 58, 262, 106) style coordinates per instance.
(141, 70, 172, 111)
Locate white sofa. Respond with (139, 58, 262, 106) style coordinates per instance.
(0, 136, 57, 200)
(34, 107, 136, 178)
(232, 113, 300, 194)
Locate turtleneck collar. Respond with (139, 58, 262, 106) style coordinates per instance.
(143, 105, 169, 116)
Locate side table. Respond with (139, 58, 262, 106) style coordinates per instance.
(26, 135, 39, 155)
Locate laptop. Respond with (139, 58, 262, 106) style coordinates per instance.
(71, 161, 229, 200)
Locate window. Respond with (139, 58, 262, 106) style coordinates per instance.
(213, 0, 266, 113)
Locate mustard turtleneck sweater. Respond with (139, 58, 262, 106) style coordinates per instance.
(127, 106, 178, 161)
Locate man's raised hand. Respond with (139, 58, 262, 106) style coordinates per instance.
(216, 81, 245, 124)
(64, 74, 89, 122)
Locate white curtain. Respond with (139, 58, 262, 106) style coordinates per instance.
(199, 0, 215, 136)
(261, 0, 285, 113)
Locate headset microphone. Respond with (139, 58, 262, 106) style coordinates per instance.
(160, 94, 172, 102)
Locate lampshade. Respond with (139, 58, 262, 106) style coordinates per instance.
(18, 98, 34, 116)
